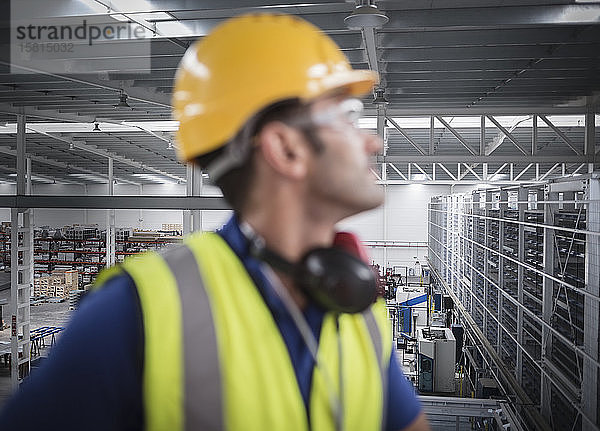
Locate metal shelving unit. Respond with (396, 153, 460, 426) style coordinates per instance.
(428, 175, 600, 431)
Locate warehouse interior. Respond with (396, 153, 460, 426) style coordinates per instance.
(0, 1, 599, 430)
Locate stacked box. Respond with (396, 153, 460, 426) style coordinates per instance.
(65, 225, 99, 240)
(45, 269, 80, 298)
(116, 228, 132, 241)
(50, 275, 61, 297)
(34, 277, 49, 296)
(162, 223, 182, 234)
(65, 270, 78, 287)
(51, 270, 65, 280)
(64, 270, 79, 296)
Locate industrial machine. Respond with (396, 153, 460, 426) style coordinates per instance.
(396, 288, 428, 336)
(417, 327, 456, 393)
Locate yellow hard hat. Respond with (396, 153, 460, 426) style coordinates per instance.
(172, 13, 378, 163)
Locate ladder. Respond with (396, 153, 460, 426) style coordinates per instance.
(10, 208, 33, 388)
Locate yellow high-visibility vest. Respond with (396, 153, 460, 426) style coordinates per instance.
(96, 232, 391, 430)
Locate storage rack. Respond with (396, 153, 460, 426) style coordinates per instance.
(1, 225, 182, 286)
(428, 176, 600, 431)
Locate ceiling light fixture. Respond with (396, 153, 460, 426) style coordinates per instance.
(93, 122, 101, 131)
(114, 90, 132, 110)
(344, 1, 389, 29)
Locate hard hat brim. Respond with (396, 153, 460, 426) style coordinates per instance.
(310, 69, 379, 101)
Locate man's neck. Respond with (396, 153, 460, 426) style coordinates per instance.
(242, 208, 335, 263)
(241, 197, 337, 310)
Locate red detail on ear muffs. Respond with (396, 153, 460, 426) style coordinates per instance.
(333, 232, 370, 264)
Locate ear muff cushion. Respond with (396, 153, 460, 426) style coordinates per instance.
(333, 231, 370, 263)
(299, 248, 376, 313)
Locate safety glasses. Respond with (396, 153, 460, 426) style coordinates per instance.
(310, 98, 364, 129)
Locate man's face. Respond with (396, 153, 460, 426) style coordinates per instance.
(304, 95, 384, 220)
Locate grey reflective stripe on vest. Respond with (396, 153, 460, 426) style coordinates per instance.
(162, 245, 223, 431)
(363, 308, 387, 431)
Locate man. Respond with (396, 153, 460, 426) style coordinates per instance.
(0, 14, 429, 430)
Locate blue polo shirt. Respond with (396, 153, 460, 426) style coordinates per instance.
(0, 216, 421, 430)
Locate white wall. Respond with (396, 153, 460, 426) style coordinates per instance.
(339, 184, 451, 268)
(0, 182, 452, 268)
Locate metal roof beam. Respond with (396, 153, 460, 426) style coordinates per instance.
(385, 117, 426, 155)
(364, 106, 590, 115)
(388, 163, 407, 180)
(434, 116, 477, 155)
(486, 116, 529, 156)
(383, 58, 600, 73)
(2, 61, 172, 108)
(385, 4, 600, 30)
(379, 27, 600, 47)
(28, 128, 184, 183)
(0, 165, 84, 185)
(0, 195, 228, 210)
(461, 163, 481, 181)
(378, 155, 588, 163)
(412, 163, 432, 180)
(380, 45, 599, 62)
(0, 102, 96, 123)
(0, 145, 140, 186)
(539, 115, 582, 155)
(437, 163, 457, 181)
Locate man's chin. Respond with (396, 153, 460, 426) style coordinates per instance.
(351, 190, 385, 215)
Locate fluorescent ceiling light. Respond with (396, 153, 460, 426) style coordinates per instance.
(411, 173, 428, 181)
(69, 173, 107, 183)
(110, 13, 130, 22)
(476, 183, 494, 189)
(7, 173, 63, 183)
(0, 122, 180, 134)
(133, 12, 172, 21)
(121, 120, 179, 131)
(32, 176, 56, 184)
(131, 173, 176, 184)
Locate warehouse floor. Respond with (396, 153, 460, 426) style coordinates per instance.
(0, 287, 72, 409)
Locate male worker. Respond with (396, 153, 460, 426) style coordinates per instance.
(0, 14, 429, 430)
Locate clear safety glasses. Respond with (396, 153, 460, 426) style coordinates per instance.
(310, 98, 364, 129)
(283, 98, 365, 132)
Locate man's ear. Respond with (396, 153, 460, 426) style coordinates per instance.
(255, 122, 310, 180)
